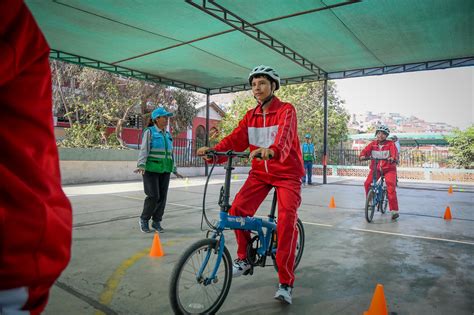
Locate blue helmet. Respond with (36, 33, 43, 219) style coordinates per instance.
(305, 134, 311, 139)
(151, 107, 173, 120)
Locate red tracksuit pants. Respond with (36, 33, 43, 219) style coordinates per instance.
(230, 171, 301, 286)
(364, 169, 399, 211)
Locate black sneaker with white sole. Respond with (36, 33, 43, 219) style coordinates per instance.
(151, 221, 164, 233)
(139, 219, 152, 233)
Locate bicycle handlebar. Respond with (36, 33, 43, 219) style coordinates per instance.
(204, 150, 273, 160)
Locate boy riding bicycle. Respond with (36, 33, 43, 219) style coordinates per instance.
(359, 125, 400, 220)
(197, 65, 304, 304)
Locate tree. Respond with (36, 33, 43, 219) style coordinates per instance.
(168, 89, 199, 137)
(216, 81, 349, 148)
(277, 81, 349, 148)
(446, 125, 474, 169)
(215, 92, 254, 141)
(52, 61, 198, 148)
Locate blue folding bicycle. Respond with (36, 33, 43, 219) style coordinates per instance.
(169, 150, 305, 314)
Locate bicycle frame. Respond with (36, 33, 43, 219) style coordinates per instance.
(199, 151, 277, 285)
(370, 158, 387, 208)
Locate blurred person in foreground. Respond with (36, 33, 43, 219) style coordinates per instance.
(0, 0, 72, 314)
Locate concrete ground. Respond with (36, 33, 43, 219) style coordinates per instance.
(44, 175, 474, 315)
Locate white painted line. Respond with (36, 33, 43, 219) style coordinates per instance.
(351, 227, 474, 246)
(113, 194, 203, 210)
(301, 221, 334, 227)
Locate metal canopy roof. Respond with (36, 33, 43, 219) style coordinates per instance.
(26, 0, 474, 95)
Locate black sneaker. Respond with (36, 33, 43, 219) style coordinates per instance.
(139, 219, 151, 233)
(152, 221, 164, 233)
(391, 212, 399, 220)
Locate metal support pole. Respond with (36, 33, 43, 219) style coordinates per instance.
(323, 79, 328, 184)
(205, 91, 210, 176)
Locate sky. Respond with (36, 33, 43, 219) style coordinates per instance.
(334, 67, 473, 130)
(209, 67, 473, 130)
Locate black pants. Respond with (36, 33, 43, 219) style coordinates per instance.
(140, 171, 171, 222)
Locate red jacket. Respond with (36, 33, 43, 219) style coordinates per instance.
(214, 97, 304, 179)
(360, 140, 398, 172)
(0, 0, 72, 293)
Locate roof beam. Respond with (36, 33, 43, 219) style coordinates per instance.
(186, 0, 327, 77)
(327, 57, 474, 79)
(114, 0, 360, 65)
(210, 56, 474, 94)
(49, 49, 209, 94)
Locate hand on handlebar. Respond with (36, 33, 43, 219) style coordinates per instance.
(249, 148, 274, 160)
(196, 146, 216, 161)
(359, 156, 369, 161)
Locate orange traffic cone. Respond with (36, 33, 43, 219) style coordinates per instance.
(443, 206, 452, 220)
(448, 186, 453, 195)
(329, 196, 336, 208)
(363, 284, 388, 315)
(149, 233, 165, 257)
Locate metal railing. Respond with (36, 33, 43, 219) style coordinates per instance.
(171, 138, 452, 168)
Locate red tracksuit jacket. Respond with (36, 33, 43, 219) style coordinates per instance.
(360, 140, 398, 172)
(214, 96, 304, 178)
(1, 1, 72, 313)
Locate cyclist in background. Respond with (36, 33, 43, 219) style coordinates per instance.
(197, 65, 304, 304)
(359, 125, 400, 220)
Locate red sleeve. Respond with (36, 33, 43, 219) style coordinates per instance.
(269, 104, 298, 161)
(389, 141, 398, 159)
(360, 141, 373, 158)
(0, 0, 50, 85)
(0, 1, 72, 309)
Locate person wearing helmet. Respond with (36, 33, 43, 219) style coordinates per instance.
(359, 125, 399, 219)
(301, 134, 316, 185)
(197, 65, 304, 304)
(135, 107, 182, 233)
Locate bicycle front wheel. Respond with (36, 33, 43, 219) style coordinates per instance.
(272, 218, 305, 272)
(365, 189, 376, 222)
(169, 238, 232, 315)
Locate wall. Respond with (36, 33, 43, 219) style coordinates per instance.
(59, 148, 250, 184)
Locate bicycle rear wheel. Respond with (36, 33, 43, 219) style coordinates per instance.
(378, 188, 388, 214)
(365, 189, 376, 222)
(169, 238, 232, 315)
(272, 218, 305, 272)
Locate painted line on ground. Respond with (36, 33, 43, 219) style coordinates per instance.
(108, 195, 474, 246)
(300, 221, 334, 227)
(350, 227, 474, 246)
(113, 194, 203, 210)
(94, 237, 192, 315)
(94, 248, 149, 315)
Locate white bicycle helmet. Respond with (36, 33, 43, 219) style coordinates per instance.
(248, 65, 281, 90)
(375, 124, 390, 136)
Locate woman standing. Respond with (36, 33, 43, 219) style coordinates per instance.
(136, 107, 180, 233)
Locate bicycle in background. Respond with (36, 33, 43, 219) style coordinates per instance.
(169, 150, 305, 314)
(364, 156, 389, 223)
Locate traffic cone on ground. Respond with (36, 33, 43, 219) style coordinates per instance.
(329, 196, 336, 208)
(363, 284, 388, 315)
(149, 233, 164, 257)
(443, 206, 452, 220)
(448, 185, 453, 195)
